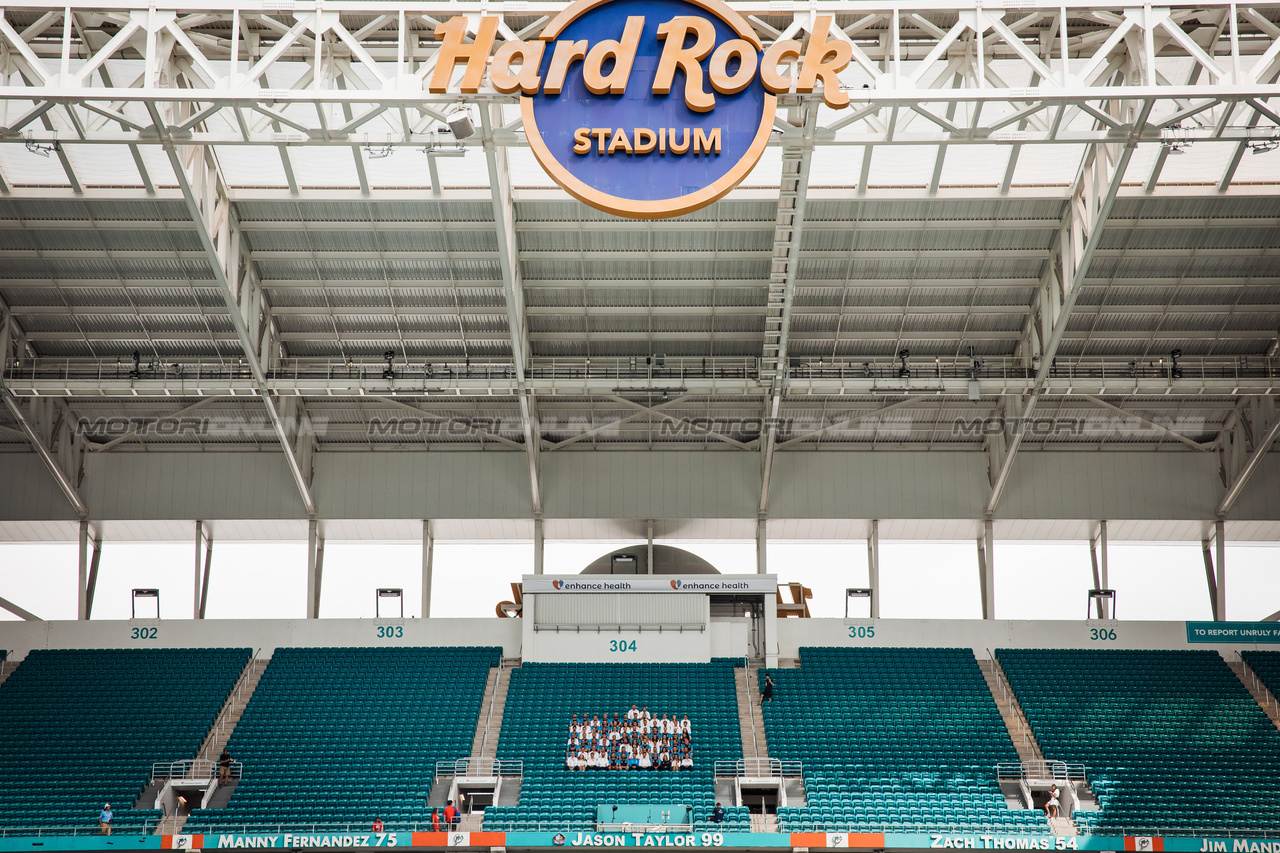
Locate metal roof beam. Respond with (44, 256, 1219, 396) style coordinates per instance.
(481, 103, 542, 513)
(760, 105, 817, 515)
(0, 389, 88, 517)
(151, 109, 316, 515)
(987, 125, 1148, 516)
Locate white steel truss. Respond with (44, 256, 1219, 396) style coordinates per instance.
(0, 0, 1275, 161)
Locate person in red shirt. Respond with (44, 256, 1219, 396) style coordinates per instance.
(431, 809, 442, 831)
(372, 819, 384, 833)
(443, 800, 459, 829)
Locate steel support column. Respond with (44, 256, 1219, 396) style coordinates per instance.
(0, 595, 40, 621)
(867, 519, 881, 618)
(77, 519, 90, 620)
(756, 517, 768, 575)
(84, 531, 103, 619)
(422, 519, 434, 618)
(1090, 520, 1110, 619)
(306, 519, 325, 619)
(978, 519, 996, 619)
(533, 517, 544, 576)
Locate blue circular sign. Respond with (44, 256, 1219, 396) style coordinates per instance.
(522, 0, 776, 219)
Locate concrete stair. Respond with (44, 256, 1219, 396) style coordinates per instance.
(0, 659, 20, 687)
(156, 815, 189, 836)
(198, 655, 269, 763)
(976, 653, 1044, 762)
(1048, 816, 1078, 836)
(749, 814, 778, 833)
(1225, 655, 1280, 730)
(735, 663, 770, 761)
(471, 660, 514, 759)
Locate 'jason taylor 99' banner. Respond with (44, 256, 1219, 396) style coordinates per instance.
(427, 0, 852, 219)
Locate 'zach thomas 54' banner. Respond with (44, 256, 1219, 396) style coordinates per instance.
(428, 0, 853, 219)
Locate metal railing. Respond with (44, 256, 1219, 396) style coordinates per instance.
(0, 824, 158, 838)
(996, 761, 1088, 783)
(433, 757, 523, 780)
(983, 651, 1041, 761)
(151, 758, 243, 782)
(714, 758, 803, 777)
(199, 654, 266, 762)
(10, 354, 1280, 388)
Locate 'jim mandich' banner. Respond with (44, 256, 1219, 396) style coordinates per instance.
(2, 831, 1280, 852)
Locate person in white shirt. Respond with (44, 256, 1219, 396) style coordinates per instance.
(638, 751, 652, 770)
(679, 715, 690, 735)
(626, 704, 640, 720)
(680, 751, 693, 770)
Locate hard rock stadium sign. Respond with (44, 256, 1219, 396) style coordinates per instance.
(428, 0, 851, 218)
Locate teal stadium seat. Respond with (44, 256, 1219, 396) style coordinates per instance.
(183, 646, 500, 834)
(761, 647, 1047, 833)
(482, 662, 750, 832)
(0, 648, 251, 835)
(997, 648, 1280, 835)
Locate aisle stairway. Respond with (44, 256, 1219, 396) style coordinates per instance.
(736, 661, 770, 761)
(198, 654, 270, 762)
(0, 659, 20, 687)
(976, 653, 1044, 762)
(472, 660, 515, 759)
(1228, 653, 1280, 730)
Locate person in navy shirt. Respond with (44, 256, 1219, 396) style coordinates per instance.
(711, 803, 725, 824)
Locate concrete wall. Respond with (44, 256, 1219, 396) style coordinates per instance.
(775, 617, 1267, 655)
(0, 617, 523, 661)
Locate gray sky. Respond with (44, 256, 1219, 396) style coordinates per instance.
(0, 540, 1277, 622)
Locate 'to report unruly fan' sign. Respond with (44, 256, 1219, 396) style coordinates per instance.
(428, 0, 852, 219)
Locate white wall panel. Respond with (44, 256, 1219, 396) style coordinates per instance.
(534, 593, 707, 628)
(769, 453, 989, 519)
(542, 452, 759, 518)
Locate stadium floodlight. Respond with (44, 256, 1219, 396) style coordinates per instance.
(1170, 349, 1183, 380)
(1248, 138, 1279, 154)
(446, 104, 476, 139)
(376, 588, 403, 618)
(897, 348, 910, 379)
(383, 350, 396, 380)
(131, 588, 160, 619)
(845, 587, 873, 618)
(1086, 588, 1116, 620)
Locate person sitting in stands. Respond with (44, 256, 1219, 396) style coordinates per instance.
(681, 748, 694, 770)
(627, 704, 640, 720)
(711, 803, 725, 823)
(657, 750, 672, 771)
(679, 714, 691, 735)
(638, 749, 652, 770)
(372, 818, 385, 834)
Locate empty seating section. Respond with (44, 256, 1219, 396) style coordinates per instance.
(183, 646, 500, 833)
(0, 648, 251, 835)
(997, 649, 1280, 833)
(762, 648, 1044, 832)
(1242, 650, 1280, 703)
(484, 662, 749, 831)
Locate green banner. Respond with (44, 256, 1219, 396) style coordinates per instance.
(1186, 621, 1280, 643)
